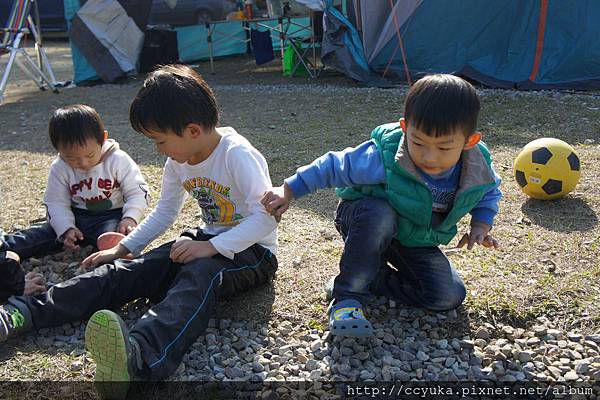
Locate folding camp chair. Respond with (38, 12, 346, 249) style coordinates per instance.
(0, 0, 59, 103)
(283, 10, 323, 78)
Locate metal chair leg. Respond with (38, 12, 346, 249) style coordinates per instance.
(0, 48, 19, 102)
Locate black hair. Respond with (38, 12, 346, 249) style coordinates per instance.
(404, 74, 480, 137)
(129, 64, 219, 136)
(48, 104, 105, 149)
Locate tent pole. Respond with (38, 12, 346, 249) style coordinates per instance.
(385, 0, 412, 85)
(354, 0, 362, 33)
(207, 23, 215, 74)
(529, 0, 548, 82)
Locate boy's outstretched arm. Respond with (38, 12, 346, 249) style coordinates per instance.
(457, 221, 498, 249)
(458, 167, 502, 250)
(81, 161, 187, 271)
(80, 242, 131, 272)
(261, 183, 295, 218)
(119, 160, 187, 257)
(262, 140, 386, 218)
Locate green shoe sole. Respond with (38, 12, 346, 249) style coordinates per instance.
(85, 310, 130, 399)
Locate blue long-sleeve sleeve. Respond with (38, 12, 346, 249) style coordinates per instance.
(470, 168, 502, 226)
(284, 140, 386, 198)
(284, 139, 502, 226)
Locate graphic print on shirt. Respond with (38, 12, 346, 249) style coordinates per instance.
(430, 186, 456, 213)
(69, 177, 120, 212)
(183, 177, 243, 225)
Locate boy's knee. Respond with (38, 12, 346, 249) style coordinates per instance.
(425, 280, 467, 311)
(180, 259, 223, 282)
(354, 198, 398, 237)
(338, 270, 373, 292)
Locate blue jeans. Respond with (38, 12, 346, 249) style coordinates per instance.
(0, 207, 123, 259)
(333, 197, 466, 311)
(10, 229, 277, 379)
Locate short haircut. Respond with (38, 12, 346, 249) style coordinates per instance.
(404, 74, 480, 137)
(129, 64, 219, 136)
(48, 104, 105, 149)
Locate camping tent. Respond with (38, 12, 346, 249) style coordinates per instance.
(63, 0, 312, 84)
(323, 0, 600, 89)
(68, 0, 151, 83)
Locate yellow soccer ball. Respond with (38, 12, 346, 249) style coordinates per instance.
(514, 138, 581, 200)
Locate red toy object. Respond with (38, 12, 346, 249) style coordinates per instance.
(97, 232, 126, 251)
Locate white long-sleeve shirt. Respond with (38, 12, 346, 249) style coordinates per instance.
(44, 139, 150, 237)
(121, 127, 278, 259)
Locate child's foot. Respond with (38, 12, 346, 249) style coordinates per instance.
(0, 302, 32, 342)
(85, 310, 138, 399)
(328, 299, 374, 338)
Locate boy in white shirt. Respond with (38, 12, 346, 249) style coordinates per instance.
(0, 65, 278, 397)
(0, 104, 149, 300)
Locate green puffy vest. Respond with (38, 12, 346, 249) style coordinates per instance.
(336, 123, 496, 247)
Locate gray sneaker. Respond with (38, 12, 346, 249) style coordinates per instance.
(85, 309, 142, 400)
(0, 302, 32, 342)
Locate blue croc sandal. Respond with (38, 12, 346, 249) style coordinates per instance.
(328, 299, 374, 338)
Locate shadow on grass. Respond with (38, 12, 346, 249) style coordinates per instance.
(521, 197, 598, 232)
(216, 281, 276, 323)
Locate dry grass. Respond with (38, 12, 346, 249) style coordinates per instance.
(0, 42, 599, 381)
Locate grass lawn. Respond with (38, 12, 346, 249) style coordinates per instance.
(0, 44, 598, 381)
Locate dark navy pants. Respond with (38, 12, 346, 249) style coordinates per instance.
(9, 229, 278, 380)
(0, 252, 25, 301)
(0, 207, 123, 259)
(332, 197, 466, 311)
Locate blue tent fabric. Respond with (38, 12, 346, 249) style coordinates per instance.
(527, 0, 600, 88)
(321, 0, 392, 87)
(336, 0, 600, 89)
(370, 1, 541, 87)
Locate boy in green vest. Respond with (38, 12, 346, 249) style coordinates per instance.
(262, 74, 501, 337)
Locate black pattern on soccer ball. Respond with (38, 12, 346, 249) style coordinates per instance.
(542, 179, 562, 195)
(515, 170, 527, 188)
(531, 147, 553, 165)
(567, 152, 580, 171)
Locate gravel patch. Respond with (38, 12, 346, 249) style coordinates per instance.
(8, 250, 600, 387)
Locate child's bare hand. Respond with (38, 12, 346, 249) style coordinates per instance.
(80, 244, 129, 272)
(261, 183, 294, 219)
(170, 240, 218, 264)
(63, 228, 84, 250)
(23, 272, 46, 296)
(118, 217, 137, 235)
(457, 221, 499, 250)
